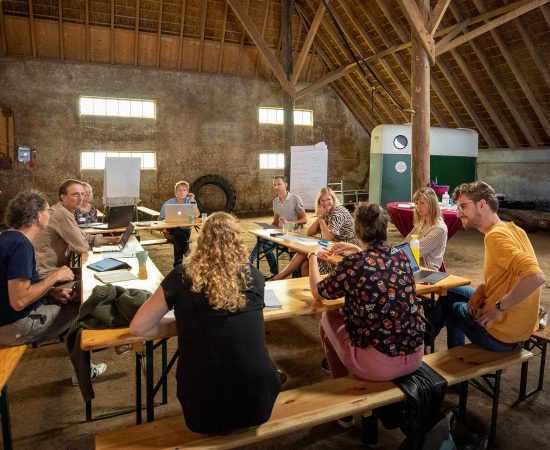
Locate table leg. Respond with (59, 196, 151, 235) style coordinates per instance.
(146, 341, 154, 422)
(136, 351, 142, 424)
(0, 385, 13, 450)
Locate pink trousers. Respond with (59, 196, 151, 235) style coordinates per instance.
(320, 310, 424, 381)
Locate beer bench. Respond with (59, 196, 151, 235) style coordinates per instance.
(95, 345, 532, 450)
(519, 326, 550, 401)
(0, 345, 26, 450)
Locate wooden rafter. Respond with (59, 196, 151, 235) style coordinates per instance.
(218, 1, 229, 73)
(178, 0, 187, 70)
(157, 0, 164, 68)
(436, 0, 549, 56)
(395, 0, 435, 63)
(227, 0, 291, 93)
(451, 49, 517, 147)
(198, 0, 207, 71)
(293, 15, 303, 73)
(305, 46, 315, 82)
(28, 0, 36, 57)
(290, 0, 327, 88)
(110, 0, 115, 64)
(255, 0, 271, 76)
(337, 0, 411, 112)
(58, 0, 64, 59)
(236, 0, 250, 75)
(436, 60, 497, 147)
(428, 0, 451, 35)
(448, 3, 536, 146)
(0, 2, 6, 54)
(134, 0, 140, 66)
(471, 0, 550, 139)
(542, 3, 550, 27)
(436, 19, 470, 48)
(85, 0, 90, 62)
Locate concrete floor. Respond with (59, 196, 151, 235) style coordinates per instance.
(4, 216, 550, 449)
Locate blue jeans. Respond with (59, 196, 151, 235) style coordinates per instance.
(432, 286, 523, 352)
(249, 239, 278, 275)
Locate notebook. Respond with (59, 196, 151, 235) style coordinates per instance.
(92, 223, 135, 253)
(393, 243, 449, 284)
(165, 204, 195, 223)
(264, 289, 283, 309)
(94, 270, 137, 283)
(86, 205, 135, 229)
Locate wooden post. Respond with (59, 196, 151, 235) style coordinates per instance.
(411, 0, 431, 196)
(281, 0, 293, 182)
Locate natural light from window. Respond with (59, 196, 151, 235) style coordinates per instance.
(80, 151, 156, 170)
(259, 153, 284, 169)
(258, 107, 313, 126)
(79, 96, 156, 118)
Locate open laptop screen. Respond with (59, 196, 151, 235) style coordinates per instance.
(393, 243, 420, 272)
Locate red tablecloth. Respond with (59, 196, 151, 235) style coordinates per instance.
(386, 202, 463, 240)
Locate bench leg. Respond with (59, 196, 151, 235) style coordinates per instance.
(467, 371, 502, 445)
(519, 338, 547, 401)
(136, 351, 142, 424)
(458, 381, 469, 422)
(1, 385, 13, 450)
(146, 341, 155, 422)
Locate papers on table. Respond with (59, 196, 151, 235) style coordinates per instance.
(94, 270, 137, 284)
(281, 235, 319, 246)
(397, 203, 415, 209)
(264, 289, 282, 309)
(256, 222, 277, 229)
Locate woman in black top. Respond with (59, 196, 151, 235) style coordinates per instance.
(130, 212, 280, 434)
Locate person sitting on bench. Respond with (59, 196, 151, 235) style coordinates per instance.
(130, 212, 281, 434)
(309, 202, 425, 381)
(431, 181, 545, 351)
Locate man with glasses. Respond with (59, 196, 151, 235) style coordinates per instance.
(34, 179, 119, 278)
(432, 181, 545, 352)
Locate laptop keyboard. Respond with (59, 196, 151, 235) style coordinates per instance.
(97, 244, 122, 252)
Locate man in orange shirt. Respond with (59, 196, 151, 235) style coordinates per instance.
(433, 181, 545, 351)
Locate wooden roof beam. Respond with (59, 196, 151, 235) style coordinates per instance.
(448, 3, 537, 146)
(436, 0, 549, 56)
(177, 0, 187, 70)
(255, 0, 271, 76)
(436, 60, 497, 147)
(0, 1, 7, 54)
(218, 0, 228, 73)
(157, 0, 164, 68)
(429, 0, 451, 35)
(134, 0, 140, 66)
(471, 0, 550, 140)
(198, 0, 207, 71)
(395, 0, 435, 63)
(227, 0, 291, 93)
(290, 0, 327, 89)
(236, 0, 249, 75)
(28, 0, 36, 57)
(58, 0, 64, 59)
(110, 0, 114, 64)
(85, 0, 90, 61)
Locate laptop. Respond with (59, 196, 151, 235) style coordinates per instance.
(393, 243, 449, 284)
(165, 204, 195, 223)
(87, 205, 135, 229)
(92, 222, 135, 253)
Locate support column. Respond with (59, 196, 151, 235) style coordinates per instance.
(281, 0, 293, 182)
(411, 0, 431, 196)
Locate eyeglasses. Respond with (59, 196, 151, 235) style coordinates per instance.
(457, 201, 476, 212)
(68, 193, 85, 197)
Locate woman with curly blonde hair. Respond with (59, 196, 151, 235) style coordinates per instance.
(130, 212, 280, 434)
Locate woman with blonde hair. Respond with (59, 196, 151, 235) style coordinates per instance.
(74, 182, 98, 225)
(272, 187, 359, 280)
(402, 187, 448, 270)
(130, 212, 280, 434)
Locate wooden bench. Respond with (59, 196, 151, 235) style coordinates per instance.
(136, 206, 160, 220)
(95, 345, 532, 450)
(0, 345, 26, 450)
(519, 326, 550, 401)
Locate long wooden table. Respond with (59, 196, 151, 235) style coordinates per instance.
(80, 219, 204, 235)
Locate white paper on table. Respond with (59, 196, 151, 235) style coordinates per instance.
(264, 289, 282, 309)
(397, 203, 415, 209)
(282, 235, 319, 245)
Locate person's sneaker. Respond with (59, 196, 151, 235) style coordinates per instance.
(321, 357, 331, 373)
(72, 362, 108, 385)
(337, 416, 355, 429)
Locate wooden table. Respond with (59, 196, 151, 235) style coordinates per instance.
(0, 345, 26, 450)
(80, 219, 204, 235)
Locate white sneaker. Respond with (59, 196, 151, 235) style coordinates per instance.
(72, 362, 108, 385)
(337, 416, 355, 429)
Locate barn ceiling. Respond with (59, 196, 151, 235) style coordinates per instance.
(1, 0, 549, 148)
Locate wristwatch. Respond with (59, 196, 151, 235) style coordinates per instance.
(495, 300, 505, 312)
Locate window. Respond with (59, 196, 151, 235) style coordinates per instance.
(79, 96, 156, 118)
(259, 153, 284, 169)
(80, 151, 156, 170)
(258, 107, 313, 126)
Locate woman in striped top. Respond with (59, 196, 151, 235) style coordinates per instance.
(402, 187, 448, 270)
(272, 188, 359, 280)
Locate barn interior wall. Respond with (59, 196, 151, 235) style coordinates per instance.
(0, 57, 369, 213)
(477, 148, 550, 202)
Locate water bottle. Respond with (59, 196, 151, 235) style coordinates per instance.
(410, 235, 420, 266)
(442, 191, 450, 208)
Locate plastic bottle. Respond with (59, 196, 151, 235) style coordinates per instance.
(442, 190, 450, 208)
(410, 235, 420, 266)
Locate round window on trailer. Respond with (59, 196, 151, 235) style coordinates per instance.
(393, 135, 408, 150)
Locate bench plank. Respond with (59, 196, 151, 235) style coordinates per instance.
(95, 346, 533, 450)
(0, 345, 26, 391)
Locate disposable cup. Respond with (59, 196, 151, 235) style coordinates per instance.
(201, 212, 208, 221)
(136, 250, 148, 268)
(284, 222, 294, 234)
